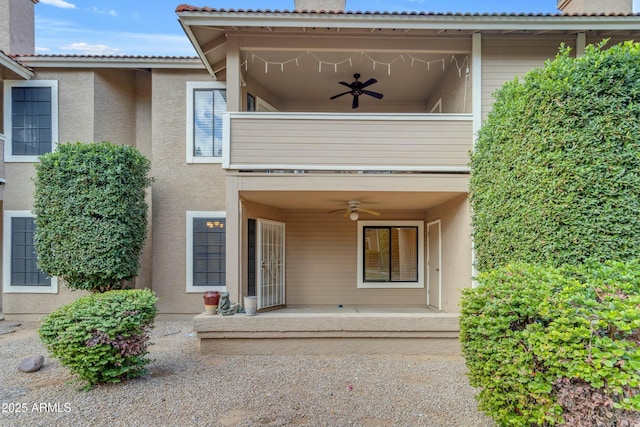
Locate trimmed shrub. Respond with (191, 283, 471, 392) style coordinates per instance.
(460, 262, 640, 427)
(470, 41, 640, 272)
(39, 289, 157, 390)
(33, 142, 152, 292)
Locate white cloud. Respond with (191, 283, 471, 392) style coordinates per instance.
(40, 0, 76, 9)
(35, 46, 51, 53)
(90, 7, 117, 17)
(60, 42, 122, 55)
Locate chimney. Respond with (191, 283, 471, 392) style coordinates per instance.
(294, 0, 346, 12)
(0, 0, 37, 54)
(557, 0, 633, 14)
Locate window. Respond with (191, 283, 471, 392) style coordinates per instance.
(247, 93, 256, 112)
(186, 82, 227, 163)
(186, 211, 226, 292)
(4, 80, 58, 162)
(357, 221, 424, 289)
(3, 211, 58, 293)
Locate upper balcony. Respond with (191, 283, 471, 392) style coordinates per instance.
(223, 112, 472, 172)
(179, 14, 476, 172)
(219, 43, 474, 172)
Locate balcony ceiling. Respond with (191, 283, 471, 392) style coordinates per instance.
(188, 26, 472, 109)
(242, 49, 466, 109)
(180, 10, 640, 107)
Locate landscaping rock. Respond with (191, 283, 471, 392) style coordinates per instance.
(18, 355, 44, 373)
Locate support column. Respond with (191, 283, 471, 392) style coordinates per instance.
(225, 175, 242, 304)
(226, 35, 241, 113)
(576, 32, 586, 57)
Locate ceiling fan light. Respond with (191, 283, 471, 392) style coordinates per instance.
(349, 211, 359, 221)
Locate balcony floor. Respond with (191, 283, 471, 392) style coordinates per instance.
(194, 306, 460, 356)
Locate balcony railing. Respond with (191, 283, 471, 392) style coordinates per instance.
(223, 113, 473, 172)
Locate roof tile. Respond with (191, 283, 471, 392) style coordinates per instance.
(174, 5, 640, 17)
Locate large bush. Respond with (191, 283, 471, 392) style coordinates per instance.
(39, 289, 157, 390)
(460, 262, 640, 427)
(470, 41, 640, 272)
(33, 142, 152, 292)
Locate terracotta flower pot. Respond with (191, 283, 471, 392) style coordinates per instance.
(203, 291, 220, 315)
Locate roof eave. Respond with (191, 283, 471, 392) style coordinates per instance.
(11, 56, 205, 70)
(178, 19, 218, 79)
(176, 11, 640, 32)
(0, 53, 34, 79)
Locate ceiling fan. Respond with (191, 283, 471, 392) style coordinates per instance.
(328, 200, 381, 221)
(329, 73, 384, 109)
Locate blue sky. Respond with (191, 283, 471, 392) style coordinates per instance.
(35, 0, 563, 56)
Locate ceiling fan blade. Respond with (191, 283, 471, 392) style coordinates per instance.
(363, 90, 384, 99)
(327, 207, 348, 214)
(360, 78, 377, 88)
(352, 94, 359, 109)
(342, 210, 352, 218)
(330, 91, 351, 100)
(338, 81, 353, 89)
(359, 208, 381, 216)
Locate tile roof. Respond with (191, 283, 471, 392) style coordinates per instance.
(175, 5, 639, 17)
(11, 54, 199, 60)
(0, 50, 34, 71)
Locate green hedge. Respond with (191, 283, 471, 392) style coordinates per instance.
(470, 41, 640, 272)
(460, 262, 640, 426)
(39, 289, 157, 390)
(33, 142, 152, 292)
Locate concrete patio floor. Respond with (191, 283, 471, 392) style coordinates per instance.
(194, 306, 461, 356)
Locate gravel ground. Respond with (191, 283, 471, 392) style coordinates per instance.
(0, 320, 495, 427)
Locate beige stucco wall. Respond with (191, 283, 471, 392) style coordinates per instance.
(558, 0, 632, 13)
(150, 69, 226, 315)
(1, 69, 155, 317)
(135, 73, 153, 291)
(2, 70, 92, 317)
(0, 0, 35, 55)
(94, 70, 137, 145)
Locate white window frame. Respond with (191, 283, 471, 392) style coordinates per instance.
(186, 211, 226, 293)
(357, 220, 424, 289)
(186, 81, 226, 164)
(3, 210, 58, 294)
(3, 80, 59, 163)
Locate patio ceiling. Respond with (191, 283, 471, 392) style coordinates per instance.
(240, 190, 463, 211)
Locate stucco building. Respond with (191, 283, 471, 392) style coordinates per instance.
(0, 0, 638, 354)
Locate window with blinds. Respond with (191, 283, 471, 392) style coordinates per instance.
(357, 220, 424, 289)
(186, 211, 227, 292)
(193, 88, 227, 158)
